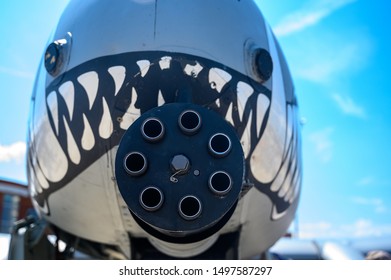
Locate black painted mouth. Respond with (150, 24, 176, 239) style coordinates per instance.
(28, 50, 298, 220)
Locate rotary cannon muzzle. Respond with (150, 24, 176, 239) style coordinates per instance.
(115, 103, 245, 243)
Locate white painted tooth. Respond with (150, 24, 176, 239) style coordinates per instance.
(184, 62, 203, 78)
(237, 82, 254, 122)
(63, 116, 81, 165)
(120, 87, 140, 130)
(256, 94, 270, 137)
(225, 102, 234, 127)
(77, 71, 99, 110)
(250, 24, 287, 184)
(29, 173, 42, 195)
(81, 113, 95, 151)
(31, 157, 48, 191)
(128, 87, 140, 115)
(46, 91, 59, 135)
(159, 56, 172, 70)
(290, 176, 301, 204)
(40, 199, 50, 215)
(59, 81, 75, 121)
(272, 206, 287, 220)
(240, 111, 252, 159)
(99, 97, 113, 139)
(34, 91, 68, 183)
(158, 90, 165, 106)
(35, 162, 49, 190)
(285, 168, 299, 202)
(29, 172, 42, 194)
(108, 66, 126, 96)
(215, 98, 221, 108)
(284, 106, 293, 156)
(278, 156, 295, 198)
(209, 68, 232, 93)
(136, 60, 151, 77)
(270, 152, 289, 192)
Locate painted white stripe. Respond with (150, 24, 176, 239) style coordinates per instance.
(158, 90, 165, 106)
(270, 149, 290, 192)
(184, 62, 203, 78)
(272, 205, 287, 220)
(120, 88, 140, 130)
(256, 94, 270, 137)
(63, 116, 81, 165)
(250, 24, 287, 185)
(32, 198, 49, 215)
(286, 167, 299, 203)
(46, 91, 59, 135)
(290, 176, 301, 204)
(81, 114, 95, 151)
(99, 97, 113, 139)
(159, 56, 172, 70)
(77, 71, 99, 110)
(284, 106, 293, 156)
(237, 82, 254, 122)
(240, 111, 252, 159)
(34, 161, 49, 190)
(278, 161, 294, 198)
(108, 66, 126, 96)
(136, 60, 151, 77)
(29, 171, 42, 194)
(34, 101, 68, 183)
(225, 102, 234, 127)
(209, 68, 232, 93)
(215, 98, 221, 108)
(59, 81, 75, 121)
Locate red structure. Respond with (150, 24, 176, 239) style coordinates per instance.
(0, 179, 33, 233)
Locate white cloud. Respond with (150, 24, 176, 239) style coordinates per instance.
(351, 197, 388, 214)
(0, 66, 34, 79)
(274, 1, 373, 85)
(332, 94, 366, 119)
(357, 176, 375, 186)
(309, 127, 334, 163)
(273, 0, 357, 37)
(292, 38, 372, 84)
(299, 219, 391, 239)
(356, 176, 391, 187)
(341, 219, 391, 238)
(0, 142, 27, 163)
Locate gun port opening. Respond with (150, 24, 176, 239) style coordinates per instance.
(141, 118, 165, 142)
(178, 196, 202, 220)
(178, 110, 201, 135)
(209, 171, 232, 196)
(208, 133, 232, 158)
(140, 187, 164, 211)
(124, 152, 147, 176)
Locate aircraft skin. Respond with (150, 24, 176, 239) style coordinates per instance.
(24, 0, 302, 259)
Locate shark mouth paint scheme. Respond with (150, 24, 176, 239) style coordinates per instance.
(28, 50, 301, 221)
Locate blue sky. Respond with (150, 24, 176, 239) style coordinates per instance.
(1, 0, 390, 240)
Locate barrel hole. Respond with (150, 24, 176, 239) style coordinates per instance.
(179, 110, 201, 135)
(209, 171, 232, 195)
(141, 118, 164, 142)
(209, 133, 232, 157)
(179, 196, 202, 220)
(140, 187, 163, 211)
(124, 152, 147, 176)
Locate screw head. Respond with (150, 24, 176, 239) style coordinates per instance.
(170, 154, 190, 174)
